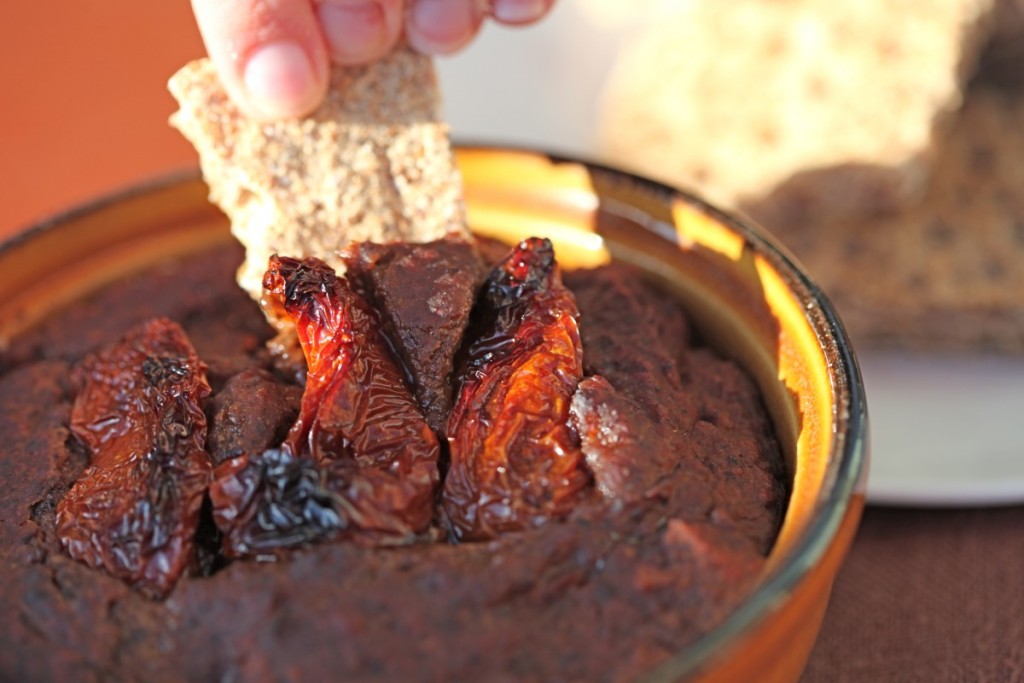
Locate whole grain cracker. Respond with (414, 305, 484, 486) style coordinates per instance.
(597, 0, 997, 226)
(168, 49, 468, 299)
(761, 87, 1024, 353)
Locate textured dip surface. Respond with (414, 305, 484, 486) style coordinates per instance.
(0, 240, 786, 683)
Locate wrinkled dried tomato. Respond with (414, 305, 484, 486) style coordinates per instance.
(209, 449, 345, 556)
(210, 256, 440, 553)
(56, 318, 212, 598)
(443, 238, 589, 541)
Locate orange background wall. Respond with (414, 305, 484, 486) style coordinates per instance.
(0, 3, 206, 238)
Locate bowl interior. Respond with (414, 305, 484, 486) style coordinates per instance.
(0, 148, 867, 680)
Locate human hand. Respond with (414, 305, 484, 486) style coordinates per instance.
(191, 0, 555, 120)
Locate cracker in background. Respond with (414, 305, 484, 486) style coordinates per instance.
(597, 0, 997, 226)
(765, 87, 1024, 353)
(168, 49, 468, 299)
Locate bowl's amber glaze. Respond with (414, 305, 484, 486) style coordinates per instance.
(0, 148, 868, 683)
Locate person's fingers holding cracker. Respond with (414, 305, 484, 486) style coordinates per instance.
(191, 0, 557, 121)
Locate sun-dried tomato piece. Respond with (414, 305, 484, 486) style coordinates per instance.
(56, 318, 212, 598)
(211, 256, 439, 550)
(209, 449, 345, 557)
(442, 238, 590, 541)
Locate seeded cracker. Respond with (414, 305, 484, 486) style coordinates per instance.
(597, 0, 998, 226)
(168, 49, 468, 300)
(767, 87, 1024, 354)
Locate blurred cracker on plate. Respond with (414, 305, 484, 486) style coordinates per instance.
(596, 0, 998, 227)
(168, 48, 468, 300)
(761, 84, 1024, 354)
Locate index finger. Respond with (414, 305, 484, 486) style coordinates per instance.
(190, 0, 330, 120)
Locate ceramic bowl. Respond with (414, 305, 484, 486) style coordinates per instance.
(0, 146, 867, 682)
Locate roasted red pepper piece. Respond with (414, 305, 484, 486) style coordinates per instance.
(443, 238, 589, 540)
(56, 318, 212, 598)
(211, 256, 440, 553)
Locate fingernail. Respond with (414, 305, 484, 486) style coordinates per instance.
(243, 41, 320, 119)
(408, 0, 477, 54)
(319, 1, 391, 64)
(491, 0, 548, 24)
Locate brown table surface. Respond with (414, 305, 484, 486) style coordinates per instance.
(802, 504, 1024, 682)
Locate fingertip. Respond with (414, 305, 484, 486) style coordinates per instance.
(490, 0, 552, 25)
(318, 0, 403, 65)
(243, 41, 327, 120)
(406, 0, 484, 55)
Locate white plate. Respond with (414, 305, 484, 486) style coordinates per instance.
(861, 351, 1024, 506)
